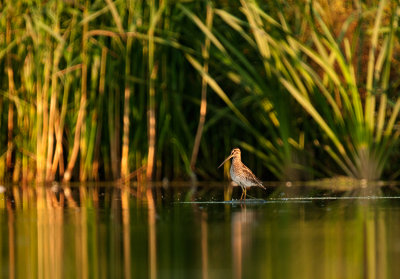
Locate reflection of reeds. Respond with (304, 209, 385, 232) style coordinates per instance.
(7, 198, 15, 279)
(201, 211, 209, 279)
(78, 186, 89, 279)
(0, 184, 399, 278)
(36, 187, 64, 279)
(146, 187, 157, 279)
(121, 185, 131, 279)
(1, 185, 125, 277)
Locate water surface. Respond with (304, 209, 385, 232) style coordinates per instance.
(1, 182, 400, 278)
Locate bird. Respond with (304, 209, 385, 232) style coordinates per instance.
(218, 148, 265, 200)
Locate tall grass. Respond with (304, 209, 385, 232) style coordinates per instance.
(0, 0, 202, 182)
(1, 0, 400, 183)
(183, 0, 400, 180)
(270, 0, 400, 180)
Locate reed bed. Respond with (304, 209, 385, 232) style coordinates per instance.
(0, 0, 400, 183)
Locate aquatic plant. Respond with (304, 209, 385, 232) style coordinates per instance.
(1, 0, 400, 182)
(0, 0, 200, 182)
(183, 0, 400, 180)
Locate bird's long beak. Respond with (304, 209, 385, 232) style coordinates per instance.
(218, 154, 233, 168)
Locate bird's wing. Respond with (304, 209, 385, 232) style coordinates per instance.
(241, 164, 266, 189)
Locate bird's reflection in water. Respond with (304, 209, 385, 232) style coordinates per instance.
(232, 205, 256, 279)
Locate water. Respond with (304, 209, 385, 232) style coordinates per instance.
(1, 183, 400, 278)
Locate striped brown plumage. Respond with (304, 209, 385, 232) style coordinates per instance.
(218, 148, 265, 200)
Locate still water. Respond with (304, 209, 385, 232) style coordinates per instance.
(1, 182, 400, 279)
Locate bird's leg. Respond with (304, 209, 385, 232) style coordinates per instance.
(244, 188, 247, 200)
(240, 186, 244, 200)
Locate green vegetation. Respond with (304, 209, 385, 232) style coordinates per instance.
(1, 0, 400, 182)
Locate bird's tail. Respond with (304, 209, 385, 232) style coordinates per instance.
(257, 181, 266, 190)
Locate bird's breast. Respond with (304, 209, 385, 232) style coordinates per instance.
(230, 164, 249, 187)
(230, 165, 237, 183)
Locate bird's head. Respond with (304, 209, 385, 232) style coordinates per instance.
(218, 148, 241, 168)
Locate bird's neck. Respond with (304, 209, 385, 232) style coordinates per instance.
(231, 156, 241, 166)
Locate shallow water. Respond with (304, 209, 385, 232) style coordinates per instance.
(1, 183, 400, 278)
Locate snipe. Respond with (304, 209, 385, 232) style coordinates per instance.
(218, 148, 265, 200)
